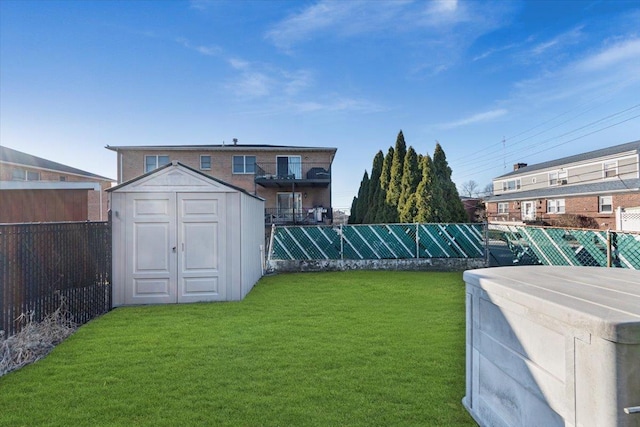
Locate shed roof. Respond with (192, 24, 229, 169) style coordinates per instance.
(496, 140, 640, 179)
(0, 145, 114, 181)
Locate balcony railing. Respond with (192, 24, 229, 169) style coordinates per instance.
(264, 207, 333, 225)
(255, 162, 331, 188)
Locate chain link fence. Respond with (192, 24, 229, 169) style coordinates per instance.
(1, 222, 112, 337)
(269, 223, 486, 261)
(488, 223, 640, 269)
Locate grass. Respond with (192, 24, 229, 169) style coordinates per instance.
(0, 271, 476, 427)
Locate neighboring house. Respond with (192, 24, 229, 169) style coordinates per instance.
(0, 146, 114, 223)
(461, 196, 483, 223)
(485, 140, 640, 230)
(105, 142, 337, 225)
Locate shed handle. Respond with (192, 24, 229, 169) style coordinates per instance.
(624, 406, 640, 415)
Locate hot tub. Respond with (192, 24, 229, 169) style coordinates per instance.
(463, 266, 640, 427)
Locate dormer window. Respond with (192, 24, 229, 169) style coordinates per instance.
(603, 161, 617, 178)
(501, 179, 521, 192)
(549, 170, 568, 186)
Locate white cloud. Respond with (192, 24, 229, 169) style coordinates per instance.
(176, 37, 221, 56)
(575, 37, 640, 72)
(473, 43, 517, 61)
(439, 109, 508, 129)
(265, 1, 403, 50)
(228, 58, 250, 70)
(417, 0, 469, 27)
(227, 72, 272, 98)
(265, 0, 509, 51)
(279, 96, 385, 114)
(528, 26, 584, 57)
(511, 36, 640, 105)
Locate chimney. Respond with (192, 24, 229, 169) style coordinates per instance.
(513, 162, 527, 171)
(233, 138, 238, 145)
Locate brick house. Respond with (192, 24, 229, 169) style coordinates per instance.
(484, 140, 640, 230)
(0, 146, 114, 223)
(105, 142, 337, 224)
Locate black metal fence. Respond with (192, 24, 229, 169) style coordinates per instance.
(0, 221, 112, 337)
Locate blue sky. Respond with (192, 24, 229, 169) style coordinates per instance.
(1, 0, 639, 209)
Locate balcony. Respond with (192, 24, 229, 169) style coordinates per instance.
(255, 162, 331, 188)
(264, 207, 333, 225)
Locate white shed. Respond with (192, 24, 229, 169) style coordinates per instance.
(109, 162, 264, 306)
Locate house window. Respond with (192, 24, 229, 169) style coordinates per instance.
(11, 169, 40, 181)
(547, 199, 565, 214)
(603, 161, 617, 178)
(497, 202, 508, 214)
(200, 155, 211, 170)
(277, 192, 303, 220)
(501, 179, 521, 192)
(549, 170, 567, 186)
(59, 176, 67, 181)
(276, 156, 302, 179)
(599, 196, 613, 213)
(232, 155, 256, 174)
(11, 169, 24, 180)
(145, 155, 170, 173)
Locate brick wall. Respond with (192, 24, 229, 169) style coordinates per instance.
(487, 192, 640, 230)
(117, 148, 334, 209)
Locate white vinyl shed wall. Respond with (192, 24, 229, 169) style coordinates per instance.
(109, 162, 264, 306)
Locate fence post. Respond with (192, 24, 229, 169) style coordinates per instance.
(267, 223, 276, 264)
(606, 229, 612, 268)
(340, 224, 344, 260)
(484, 221, 489, 266)
(416, 223, 420, 259)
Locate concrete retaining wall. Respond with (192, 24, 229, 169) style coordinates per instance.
(268, 258, 487, 273)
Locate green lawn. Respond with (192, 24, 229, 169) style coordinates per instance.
(0, 271, 476, 427)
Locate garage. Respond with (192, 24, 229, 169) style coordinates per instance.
(109, 162, 264, 306)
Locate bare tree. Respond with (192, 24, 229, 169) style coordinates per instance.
(460, 180, 480, 197)
(482, 183, 493, 197)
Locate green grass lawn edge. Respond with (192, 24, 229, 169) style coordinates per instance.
(0, 271, 476, 427)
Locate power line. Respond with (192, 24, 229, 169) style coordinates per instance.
(455, 108, 640, 181)
(457, 104, 640, 173)
(454, 94, 627, 163)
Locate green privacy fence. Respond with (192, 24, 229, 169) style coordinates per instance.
(268, 223, 486, 261)
(489, 223, 640, 270)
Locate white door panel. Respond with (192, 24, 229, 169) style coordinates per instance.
(178, 193, 226, 302)
(126, 193, 177, 304)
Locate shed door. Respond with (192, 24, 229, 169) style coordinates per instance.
(126, 192, 177, 305)
(177, 193, 226, 302)
(125, 192, 226, 304)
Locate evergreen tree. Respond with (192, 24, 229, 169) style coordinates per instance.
(415, 154, 443, 223)
(398, 146, 420, 222)
(375, 147, 395, 223)
(399, 192, 419, 223)
(385, 131, 407, 223)
(354, 171, 370, 224)
(379, 147, 394, 191)
(363, 151, 384, 224)
(348, 196, 358, 224)
(433, 142, 467, 222)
